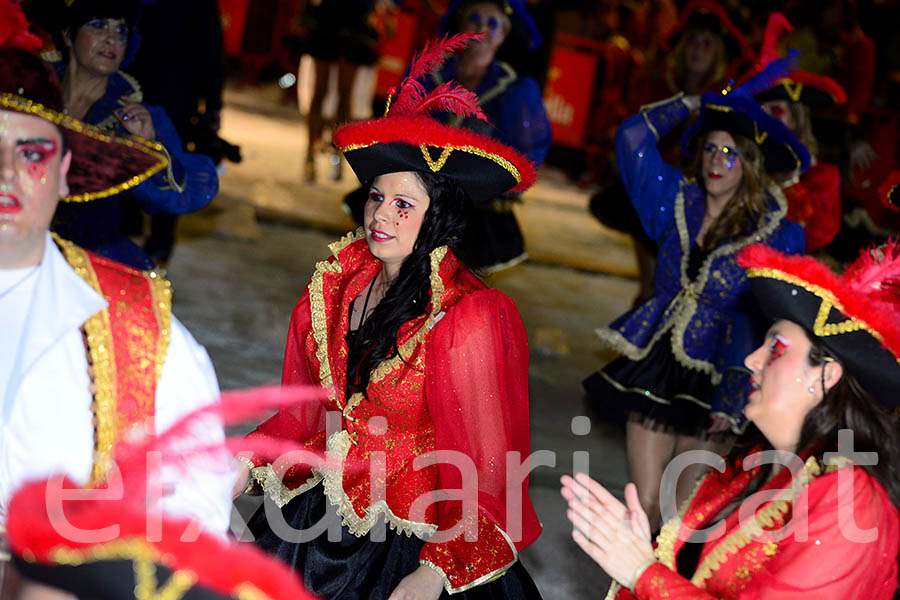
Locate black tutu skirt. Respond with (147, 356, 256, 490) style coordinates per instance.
(583, 332, 724, 439)
(248, 485, 543, 599)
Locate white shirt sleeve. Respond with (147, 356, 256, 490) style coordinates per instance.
(153, 316, 235, 536)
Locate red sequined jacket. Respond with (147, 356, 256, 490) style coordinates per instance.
(782, 162, 842, 253)
(245, 232, 541, 593)
(609, 448, 899, 599)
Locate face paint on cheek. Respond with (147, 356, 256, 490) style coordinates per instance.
(767, 335, 790, 366)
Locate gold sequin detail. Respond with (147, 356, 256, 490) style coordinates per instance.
(54, 235, 119, 485)
(0, 94, 168, 203)
(147, 271, 172, 382)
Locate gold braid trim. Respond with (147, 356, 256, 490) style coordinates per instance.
(321, 430, 438, 538)
(638, 92, 686, 141)
(743, 268, 888, 350)
(603, 582, 621, 599)
(689, 458, 813, 587)
(689, 455, 854, 589)
(599, 181, 790, 382)
(340, 142, 521, 184)
(146, 270, 172, 383)
(135, 558, 195, 600)
(418, 522, 519, 594)
(654, 475, 706, 569)
(252, 465, 322, 508)
(308, 228, 363, 412)
(0, 93, 168, 203)
(53, 235, 118, 485)
(48, 538, 159, 565)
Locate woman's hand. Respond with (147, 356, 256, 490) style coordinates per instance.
(232, 458, 252, 499)
(387, 565, 444, 600)
(561, 474, 656, 589)
(849, 140, 878, 174)
(116, 100, 156, 139)
(683, 94, 701, 113)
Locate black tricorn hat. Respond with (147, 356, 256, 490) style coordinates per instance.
(738, 242, 900, 409)
(333, 33, 535, 204)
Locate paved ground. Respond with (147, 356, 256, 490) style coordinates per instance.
(165, 83, 642, 599)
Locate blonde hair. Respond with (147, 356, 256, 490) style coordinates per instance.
(665, 29, 728, 93)
(689, 133, 772, 250)
(790, 102, 818, 158)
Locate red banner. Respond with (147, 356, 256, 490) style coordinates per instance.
(543, 45, 597, 147)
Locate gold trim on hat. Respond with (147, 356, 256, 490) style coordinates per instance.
(340, 141, 522, 184)
(0, 93, 168, 202)
(745, 267, 891, 351)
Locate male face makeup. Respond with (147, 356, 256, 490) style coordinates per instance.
(0, 110, 71, 268)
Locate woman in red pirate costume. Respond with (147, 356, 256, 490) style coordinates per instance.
(563, 241, 900, 599)
(754, 13, 846, 253)
(233, 34, 542, 600)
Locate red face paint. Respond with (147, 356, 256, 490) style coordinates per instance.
(767, 336, 789, 366)
(22, 140, 59, 183)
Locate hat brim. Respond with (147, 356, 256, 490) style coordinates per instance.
(739, 244, 900, 409)
(8, 478, 315, 600)
(661, 1, 755, 61)
(755, 72, 847, 108)
(333, 115, 535, 203)
(0, 93, 167, 203)
(681, 92, 810, 173)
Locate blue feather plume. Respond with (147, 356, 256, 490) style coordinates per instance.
(733, 48, 801, 98)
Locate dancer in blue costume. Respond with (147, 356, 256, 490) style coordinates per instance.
(430, 0, 551, 271)
(49, 0, 217, 270)
(583, 63, 809, 531)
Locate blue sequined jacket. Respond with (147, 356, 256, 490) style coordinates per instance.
(598, 95, 805, 431)
(51, 65, 218, 269)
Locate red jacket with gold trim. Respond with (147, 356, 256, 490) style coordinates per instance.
(55, 236, 172, 484)
(609, 448, 898, 599)
(245, 231, 541, 593)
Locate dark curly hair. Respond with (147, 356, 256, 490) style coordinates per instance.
(346, 170, 474, 398)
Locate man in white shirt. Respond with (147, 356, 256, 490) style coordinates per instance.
(0, 32, 234, 583)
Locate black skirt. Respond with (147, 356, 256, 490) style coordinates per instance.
(583, 332, 723, 439)
(248, 485, 543, 599)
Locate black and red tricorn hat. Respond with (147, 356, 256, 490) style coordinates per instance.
(0, 0, 167, 203)
(8, 477, 317, 600)
(333, 33, 536, 204)
(878, 170, 900, 214)
(738, 242, 900, 410)
(7, 386, 327, 600)
(661, 0, 755, 62)
(752, 12, 847, 108)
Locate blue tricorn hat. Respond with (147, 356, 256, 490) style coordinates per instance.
(681, 51, 810, 174)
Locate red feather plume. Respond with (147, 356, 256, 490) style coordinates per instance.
(761, 12, 794, 66)
(391, 32, 488, 122)
(842, 239, 900, 304)
(0, 0, 44, 53)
